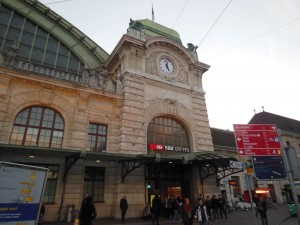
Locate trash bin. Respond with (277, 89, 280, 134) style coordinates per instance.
(67, 204, 75, 223)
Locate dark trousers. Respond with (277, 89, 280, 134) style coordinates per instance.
(219, 206, 227, 219)
(121, 210, 127, 222)
(152, 211, 160, 225)
(259, 211, 268, 225)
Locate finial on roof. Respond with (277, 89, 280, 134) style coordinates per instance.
(254, 109, 256, 114)
(152, 4, 155, 22)
(262, 106, 264, 112)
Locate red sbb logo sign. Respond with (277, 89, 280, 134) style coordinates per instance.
(149, 144, 164, 151)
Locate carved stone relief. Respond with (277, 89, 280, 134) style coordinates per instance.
(145, 52, 159, 75)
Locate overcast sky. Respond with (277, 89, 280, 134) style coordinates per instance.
(40, 0, 300, 131)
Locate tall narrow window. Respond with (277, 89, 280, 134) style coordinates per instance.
(88, 123, 107, 152)
(83, 167, 105, 202)
(28, 164, 59, 203)
(10, 106, 64, 148)
(42, 165, 59, 203)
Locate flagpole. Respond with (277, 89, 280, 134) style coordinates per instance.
(152, 4, 155, 21)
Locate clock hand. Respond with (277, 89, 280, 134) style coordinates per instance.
(165, 61, 170, 72)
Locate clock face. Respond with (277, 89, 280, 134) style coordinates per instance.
(159, 58, 174, 74)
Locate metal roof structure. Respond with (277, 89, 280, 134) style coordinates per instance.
(1, 0, 109, 69)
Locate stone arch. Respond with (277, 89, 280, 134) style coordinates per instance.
(144, 98, 196, 152)
(146, 37, 196, 65)
(3, 90, 75, 143)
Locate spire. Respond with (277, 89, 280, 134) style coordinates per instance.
(152, 4, 155, 21)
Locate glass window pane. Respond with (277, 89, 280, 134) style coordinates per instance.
(147, 116, 190, 155)
(56, 55, 67, 69)
(10, 107, 64, 148)
(24, 20, 36, 33)
(46, 36, 58, 52)
(21, 31, 34, 45)
(10, 13, 23, 29)
(18, 44, 31, 59)
(44, 52, 56, 66)
(31, 48, 44, 63)
(6, 28, 21, 42)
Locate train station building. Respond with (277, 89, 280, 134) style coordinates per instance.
(2, 0, 297, 222)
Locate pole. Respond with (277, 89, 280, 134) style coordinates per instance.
(245, 174, 258, 225)
(283, 147, 300, 224)
(279, 129, 300, 225)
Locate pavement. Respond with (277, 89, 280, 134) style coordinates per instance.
(46, 204, 298, 225)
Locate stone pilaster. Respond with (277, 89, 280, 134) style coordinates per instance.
(119, 73, 146, 154)
(192, 91, 214, 152)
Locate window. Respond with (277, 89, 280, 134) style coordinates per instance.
(43, 165, 59, 203)
(10, 106, 64, 148)
(87, 123, 107, 152)
(28, 164, 59, 203)
(83, 167, 105, 202)
(231, 176, 241, 197)
(147, 116, 190, 156)
(0, 4, 83, 74)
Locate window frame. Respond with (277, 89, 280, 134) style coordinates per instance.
(10, 106, 64, 148)
(147, 116, 190, 156)
(87, 123, 107, 152)
(83, 166, 105, 202)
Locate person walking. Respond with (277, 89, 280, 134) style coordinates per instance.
(120, 195, 128, 223)
(181, 198, 193, 225)
(210, 195, 220, 222)
(152, 194, 162, 225)
(79, 194, 97, 225)
(256, 196, 269, 225)
(195, 199, 209, 225)
(171, 195, 180, 223)
(218, 194, 227, 220)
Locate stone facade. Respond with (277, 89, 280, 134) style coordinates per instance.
(0, 27, 217, 221)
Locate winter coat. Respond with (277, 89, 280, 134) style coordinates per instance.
(196, 205, 209, 222)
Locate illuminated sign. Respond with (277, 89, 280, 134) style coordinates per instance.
(229, 180, 237, 186)
(149, 144, 190, 153)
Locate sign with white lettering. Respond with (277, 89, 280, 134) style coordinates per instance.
(233, 124, 282, 156)
(230, 160, 246, 169)
(149, 144, 190, 153)
(252, 156, 287, 179)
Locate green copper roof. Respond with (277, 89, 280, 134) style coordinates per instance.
(129, 19, 181, 43)
(0, 0, 109, 69)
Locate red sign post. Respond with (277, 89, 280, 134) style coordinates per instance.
(233, 124, 282, 156)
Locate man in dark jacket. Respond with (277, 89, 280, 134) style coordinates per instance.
(218, 194, 227, 220)
(79, 194, 97, 225)
(210, 195, 220, 222)
(152, 194, 162, 225)
(257, 196, 268, 225)
(120, 195, 128, 223)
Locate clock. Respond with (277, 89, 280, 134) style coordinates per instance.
(159, 58, 174, 74)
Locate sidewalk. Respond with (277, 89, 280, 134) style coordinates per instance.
(47, 204, 297, 225)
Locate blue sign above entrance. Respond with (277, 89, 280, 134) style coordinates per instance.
(252, 156, 287, 180)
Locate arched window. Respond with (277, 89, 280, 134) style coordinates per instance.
(10, 106, 64, 148)
(0, 4, 83, 74)
(147, 116, 190, 156)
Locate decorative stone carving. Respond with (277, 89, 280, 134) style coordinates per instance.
(177, 69, 189, 85)
(145, 52, 159, 75)
(81, 64, 113, 89)
(4, 42, 19, 66)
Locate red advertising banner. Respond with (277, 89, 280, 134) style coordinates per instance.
(233, 124, 282, 156)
